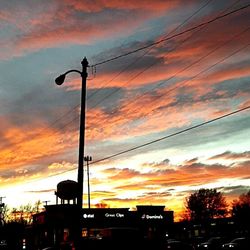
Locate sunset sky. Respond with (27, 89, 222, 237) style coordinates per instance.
(0, 0, 250, 221)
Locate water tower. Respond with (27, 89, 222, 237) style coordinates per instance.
(55, 180, 78, 204)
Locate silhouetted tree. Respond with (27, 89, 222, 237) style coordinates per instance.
(34, 200, 43, 213)
(232, 190, 250, 232)
(0, 204, 9, 225)
(179, 210, 190, 222)
(7, 200, 44, 225)
(185, 188, 228, 222)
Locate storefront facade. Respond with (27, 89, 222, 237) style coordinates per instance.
(29, 204, 173, 249)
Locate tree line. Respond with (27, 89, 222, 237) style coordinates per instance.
(183, 188, 250, 226)
(0, 188, 250, 225)
(0, 200, 44, 225)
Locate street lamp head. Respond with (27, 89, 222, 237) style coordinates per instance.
(81, 57, 89, 68)
(55, 74, 66, 85)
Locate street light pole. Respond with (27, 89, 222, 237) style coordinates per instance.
(84, 156, 92, 209)
(55, 57, 89, 249)
(77, 57, 88, 210)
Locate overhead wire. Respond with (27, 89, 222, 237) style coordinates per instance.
(0, 0, 215, 158)
(87, 0, 214, 102)
(62, 38, 250, 150)
(35, 32, 250, 166)
(87, 0, 246, 112)
(118, 28, 250, 119)
(2, 1, 246, 150)
(89, 15, 250, 128)
(13, 1, 248, 139)
(91, 3, 250, 67)
(148, 43, 250, 111)
(90, 105, 250, 165)
(1, 1, 248, 180)
(23, 40, 250, 181)
(38, 0, 223, 144)
(33, 104, 250, 179)
(85, 40, 250, 165)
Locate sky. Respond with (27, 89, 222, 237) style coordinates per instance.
(0, 0, 250, 221)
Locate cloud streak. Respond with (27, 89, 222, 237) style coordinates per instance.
(0, 1, 249, 219)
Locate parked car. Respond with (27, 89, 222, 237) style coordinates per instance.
(197, 236, 225, 249)
(0, 239, 7, 249)
(189, 236, 207, 250)
(165, 239, 194, 250)
(222, 237, 250, 250)
(41, 247, 58, 250)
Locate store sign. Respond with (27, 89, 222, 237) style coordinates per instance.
(141, 214, 164, 220)
(83, 213, 95, 219)
(105, 213, 125, 218)
(83, 211, 126, 219)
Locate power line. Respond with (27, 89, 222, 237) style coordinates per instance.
(53, 1, 241, 124)
(4, 26, 248, 168)
(88, 1, 247, 110)
(0, 0, 214, 155)
(2, 25, 248, 174)
(41, 104, 250, 179)
(91, 3, 250, 67)
(90, 26, 249, 112)
(124, 31, 250, 118)
(1, 2, 248, 175)
(1, 1, 244, 151)
(16, 39, 250, 182)
(26, 1, 246, 145)
(93, 29, 249, 129)
(13, 39, 250, 167)
(1, 0, 239, 150)
(87, 0, 214, 101)
(91, 105, 250, 165)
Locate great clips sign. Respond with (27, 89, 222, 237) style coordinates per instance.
(82, 208, 129, 220)
(104, 212, 125, 218)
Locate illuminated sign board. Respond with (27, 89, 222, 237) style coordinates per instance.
(83, 213, 95, 219)
(82, 211, 126, 219)
(141, 214, 164, 220)
(105, 213, 125, 218)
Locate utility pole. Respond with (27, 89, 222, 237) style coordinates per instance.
(55, 57, 89, 250)
(84, 156, 92, 209)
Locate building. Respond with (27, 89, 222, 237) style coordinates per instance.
(28, 204, 174, 249)
(23, 180, 173, 249)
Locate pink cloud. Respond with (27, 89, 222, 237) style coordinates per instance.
(209, 151, 250, 161)
(61, 0, 180, 12)
(11, 0, 180, 56)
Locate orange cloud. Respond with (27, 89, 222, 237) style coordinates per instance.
(86, 156, 250, 220)
(85, 85, 236, 143)
(92, 157, 250, 194)
(1, 1, 249, 219)
(0, 115, 79, 187)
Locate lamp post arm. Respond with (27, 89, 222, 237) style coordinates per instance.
(64, 69, 82, 76)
